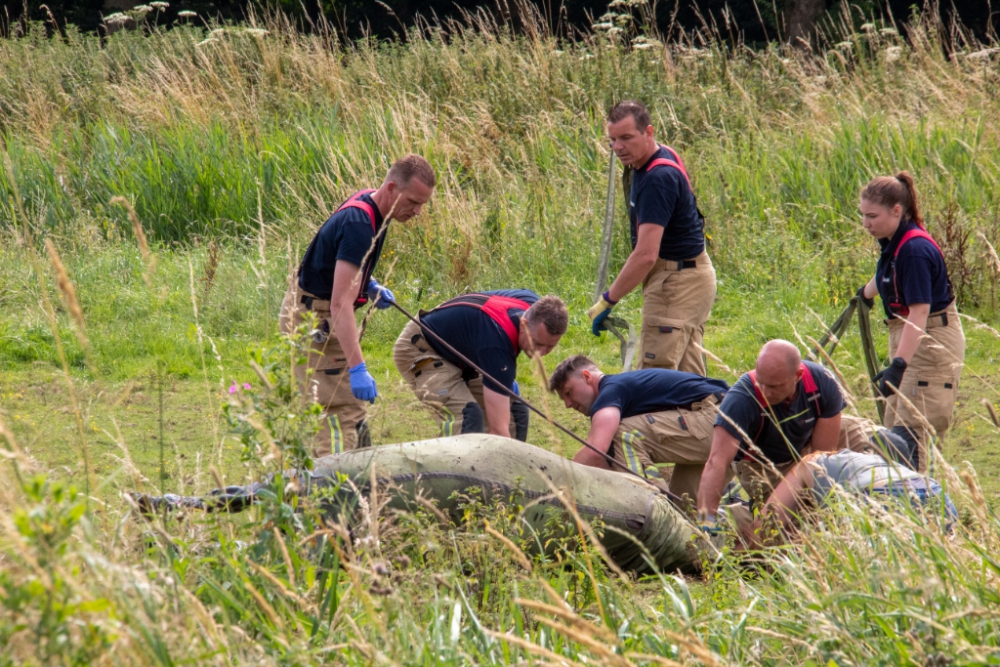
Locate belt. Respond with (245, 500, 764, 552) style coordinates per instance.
(885, 310, 950, 327)
(680, 391, 725, 412)
(300, 294, 331, 311)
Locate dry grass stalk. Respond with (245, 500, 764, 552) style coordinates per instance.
(983, 399, 1000, 428)
(44, 238, 90, 356)
(483, 520, 533, 571)
(514, 598, 618, 644)
(415, 492, 451, 527)
(246, 559, 310, 608)
(271, 525, 296, 587)
(484, 629, 588, 667)
(529, 615, 632, 666)
(110, 196, 156, 286)
(202, 239, 220, 295)
(979, 231, 1000, 274)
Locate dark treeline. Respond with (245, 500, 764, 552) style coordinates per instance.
(2, 0, 996, 45)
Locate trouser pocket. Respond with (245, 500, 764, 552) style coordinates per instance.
(638, 316, 689, 369)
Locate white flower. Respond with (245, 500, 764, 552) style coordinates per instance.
(244, 28, 269, 37)
(885, 46, 903, 63)
(105, 12, 128, 24)
(177, 10, 197, 17)
(593, 22, 613, 30)
(880, 28, 898, 36)
(209, 28, 226, 37)
(132, 4, 152, 13)
(150, 1, 169, 9)
(633, 42, 654, 50)
(860, 22, 875, 32)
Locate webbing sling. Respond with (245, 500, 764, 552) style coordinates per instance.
(747, 364, 822, 443)
(812, 296, 885, 422)
(430, 293, 530, 351)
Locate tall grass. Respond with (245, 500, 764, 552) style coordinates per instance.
(1, 7, 1000, 664)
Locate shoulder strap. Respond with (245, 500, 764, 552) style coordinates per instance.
(337, 189, 378, 232)
(894, 228, 943, 257)
(432, 294, 531, 351)
(644, 144, 692, 188)
(748, 363, 824, 437)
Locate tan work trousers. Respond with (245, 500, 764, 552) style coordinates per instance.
(393, 320, 525, 439)
(885, 303, 965, 473)
(735, 414, 886, 504)
(279, 283, 367, 456)
(638, 251, 717, 376)
(612, 396, 721, 502)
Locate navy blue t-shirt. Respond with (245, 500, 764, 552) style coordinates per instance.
(875, 220, 953, 320)
(590, 369, 729, 419)
(714, 361, 845, 464)
(629, 146, 705, 262)
(298, 191, 386, 301)
(420, 290, 538, 393)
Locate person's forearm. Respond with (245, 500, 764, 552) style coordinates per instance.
(697, 456, 731, 517)
(607, 251, 657, 303)
(893, 306, 929, 363)
(330, 303, 364, 367)
(862, 277, 877, 300)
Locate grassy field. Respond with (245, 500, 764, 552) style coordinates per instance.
(2, 5, 1000, 665)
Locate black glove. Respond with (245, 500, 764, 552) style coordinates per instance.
(874, 357, 907, 397)
(856, 285, 875, 309)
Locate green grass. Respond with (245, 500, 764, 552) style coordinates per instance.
(2, 6, 1000, 666)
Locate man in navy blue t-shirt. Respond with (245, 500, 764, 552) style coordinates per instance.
(549, 355, 730, 500)
(280, 155, 435, 455)
(696, 340, 895, 526)
(588, 100, 717, 376)
(393, 291, 569, 441)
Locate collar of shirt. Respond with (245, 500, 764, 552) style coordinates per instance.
(878, 219, 916, 256)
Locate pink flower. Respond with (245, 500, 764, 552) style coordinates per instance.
(228, 382, 237, 394)
(243, 383, 252, 390)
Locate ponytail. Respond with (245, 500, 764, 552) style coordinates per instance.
(860, 171, 923, 227)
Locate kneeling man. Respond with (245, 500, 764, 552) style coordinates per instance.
(697, 339, 895, 522)
(394, 290, 568, 441)
(549, 355, 729, 500)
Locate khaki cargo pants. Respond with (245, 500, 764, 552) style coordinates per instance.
(638, 251, 717, 376)
(611, 395, 722, 502)
(885, 303, 965, 473)
(279, 283, 368, 457)
(736, 414, 887, 504)
(393, 320, 528, 440)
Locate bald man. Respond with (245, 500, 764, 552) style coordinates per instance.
(696, 340, 900, 524)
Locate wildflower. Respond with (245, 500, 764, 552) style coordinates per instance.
(880, 28, 898, 36)
(885, 46, 903, 63)
(860, 22, 875, 32)
(244, 28, 269, 37)
(178, 10, 197, 17)
(229, 382, 238, 394)
(150, 1, 169, 8)
(132, 5, 153, 13)
(243, 383, 251, 390)
(105, 12, 128, 24)
(209, 28, 226, 37)
(593, 22, 613, 30)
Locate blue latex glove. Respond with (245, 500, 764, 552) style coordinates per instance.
(367, 279, 394, 310)
(511, 380, 520, 396)
(349, 362, 378, 403)
(588, 291, 616, 336)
